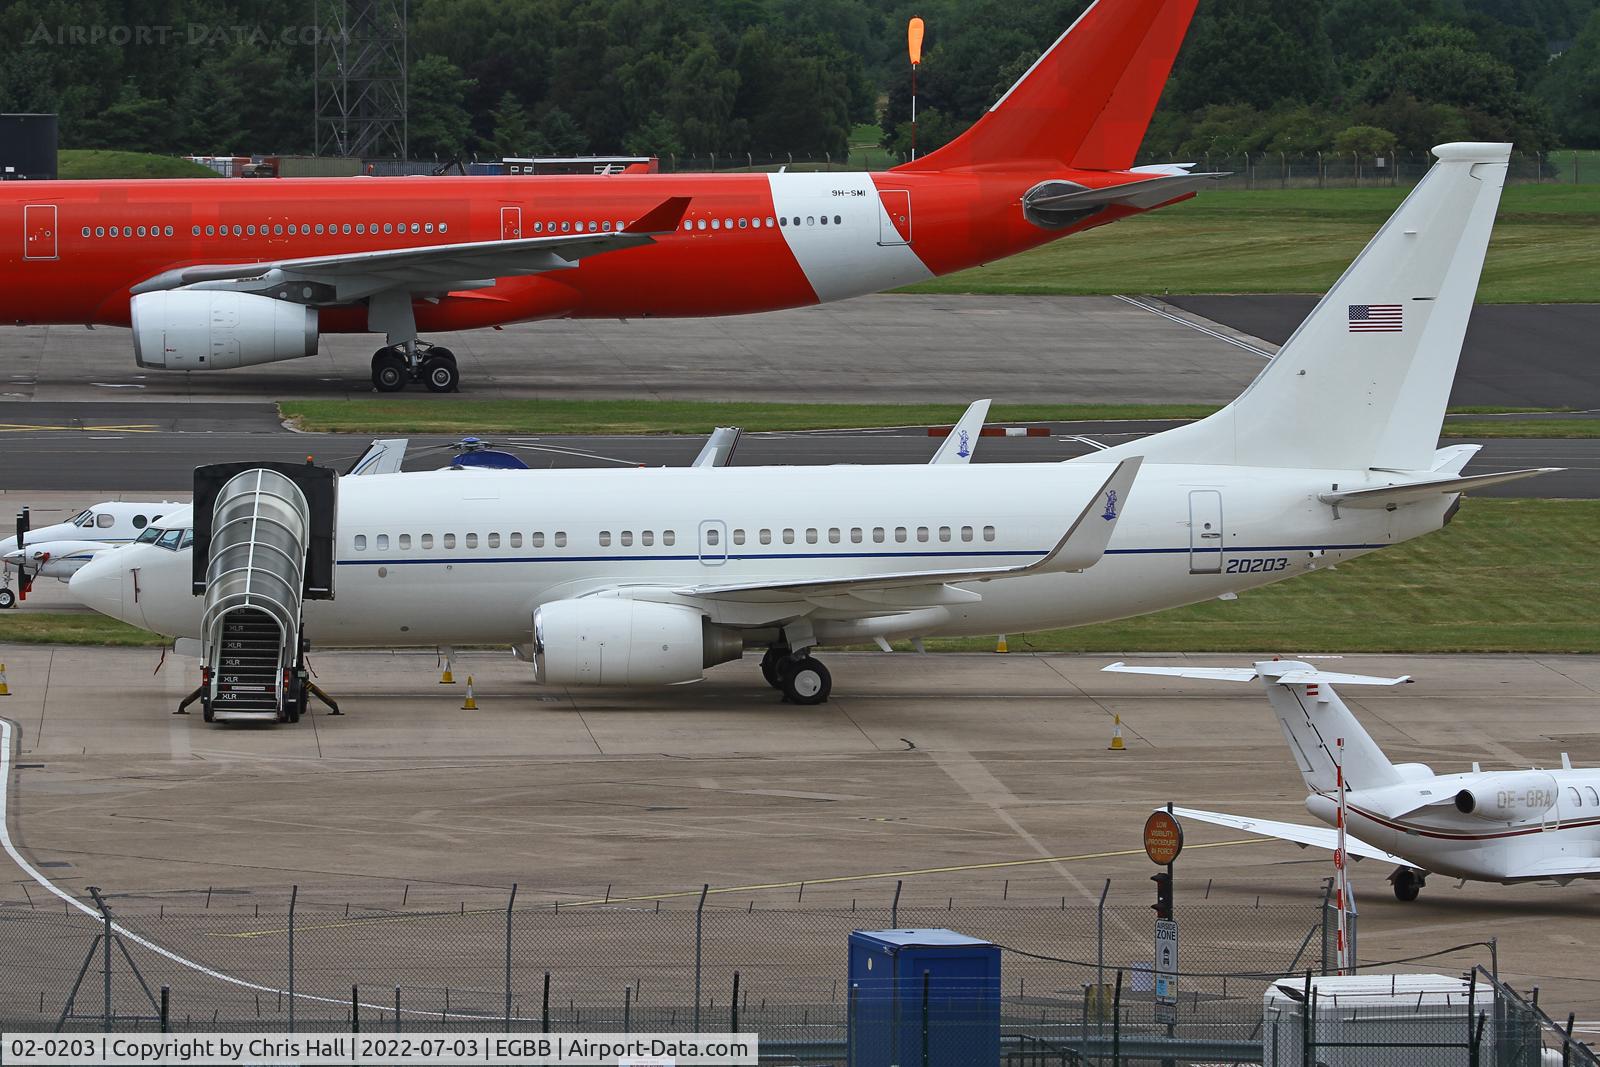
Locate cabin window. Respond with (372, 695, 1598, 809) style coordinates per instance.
(872, 527, 885, 543)
(383, 223, 393, 234)
(983, 525, 996, 542)
(232, 225, 242, 236)
(802, 528, 816, 544)
(561, 221, 571, 232)
(738, 217, 748, 229)
(399, 534, 411, 549)
(766, 216, 775, 227)
(356, 224, 365, 234)
(510, 532, 522, 548)
(487, 532, 500, 548)
(599, 531, 612, 547)
(206, 225, 216, 236)
(603, 221, 613, 231)
(421, 533, 433, 549)
(354, 534, 367, 551)
(828, 528, 840, 544)
(425, 222, 434, 233)
(782, 528, 795, 545)
(376, 534, 389, 550)
(732, 529, 745, 545)
(820, 215, 828, 226)
(1588, 787, 1599, 806)
(662, 530, 674, 546)
(1571, 788, 1583, 807)
(697, 219, 707, 230)
(834, 215, 842, 225)
(621, 531, 634, 547)
(95, 226, 105, 237)
(531, 532, 543, 548)
(916, 526, 929, 543)
(641, 530, 654, 546)
(553, 530, 565, 546)
(443, 533, 456, 549)
(807, 216, 815, 226)
(465, 533, 478, 549)
(410, 222, 420, 233)
(164, 225, 173, 236)
(247, 225, 257, 235)
(273, 224, 283, 235)
(343, 223, 352, 234)
(961, 526, 974, 542)
(96, 514, 114, 528)
(711, 218, 720, 230)
(723, 217, 733, 229)
(850, 528, 863, 544)
(894, 527, 908, 543)
(132, 515, 148, 529)
(705, 528, 721, 546)
(439, 223, 448, 233)
(939, 526, 952, 542)
(759, 529, 772, 545)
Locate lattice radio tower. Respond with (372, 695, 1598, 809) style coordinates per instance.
(314, 0, 408, 160)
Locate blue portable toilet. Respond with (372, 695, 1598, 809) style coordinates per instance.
(847, 929, 1000, 1067)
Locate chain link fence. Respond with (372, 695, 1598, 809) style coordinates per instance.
(3, 878, 1591, 1063)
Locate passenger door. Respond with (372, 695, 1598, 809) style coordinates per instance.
(877, 189, 911, 246)
(23, 204, 58, 260)
(500, 206, 522, 240)
(1188, 490, 1224, 574)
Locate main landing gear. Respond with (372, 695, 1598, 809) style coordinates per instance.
(371, 342, 460, 394)
(1390, 867, 1428, 902)
(0, 587, 15, 610)
(761, 645, 832, 705)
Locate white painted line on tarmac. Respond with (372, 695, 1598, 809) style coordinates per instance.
(1113, 294, 1274, 359)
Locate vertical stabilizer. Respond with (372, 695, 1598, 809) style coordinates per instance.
(1095, 143, 1510, 472)
(1256, 662, 1402, 794)
(894, 0, 1200, 173)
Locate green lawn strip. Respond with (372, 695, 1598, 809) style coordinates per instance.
(8, 501, 1594, 653)
(869, 499, 1600, 654)
(1440, 419, 1600, 439)
(282, 399, 1568, 437)
(0, 612, 168, 647)
(901, 187, 1600, 303)
(56, 150, 220, 180)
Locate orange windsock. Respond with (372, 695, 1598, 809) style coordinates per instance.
(907, 17, 925, 66)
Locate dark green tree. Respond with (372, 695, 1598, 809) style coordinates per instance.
(409, 54, 477, 159)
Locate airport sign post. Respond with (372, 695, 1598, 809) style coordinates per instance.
(1145, 807, 1182, 1027)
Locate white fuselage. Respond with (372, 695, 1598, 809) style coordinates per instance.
(72, 459, 1451, 649)
(1311, 774, 1600, 884)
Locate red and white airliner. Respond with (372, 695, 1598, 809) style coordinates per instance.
(1, 0, 1212, 392)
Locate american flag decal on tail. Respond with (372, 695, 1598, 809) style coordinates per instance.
(1348, 304, 1403, 332)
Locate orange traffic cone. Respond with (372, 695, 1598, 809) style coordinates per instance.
(0, 663, 9, 697)
(994, 634, 1009, 654)
(1108, 714, 1126, 751)
(440, 664, 455, 684)
(461, 675, 478, 710)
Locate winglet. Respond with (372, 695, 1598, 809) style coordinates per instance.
(1036, 457, 1141, 573)
(625, 196, 691, 234)
(691, 426, 742, 468)
(930, 400, 992, 464)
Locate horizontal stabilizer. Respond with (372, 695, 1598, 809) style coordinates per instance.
(1025, 172, 1226, 214)
(1319, 468, 1561, 509)
(930, 399, 991, 465)
(1173, 806, 1406, 864)
(1103, 662, 1411, 687)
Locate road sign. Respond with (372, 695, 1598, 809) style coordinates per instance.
(1154, 918, 1178, 1007)
(1144, 810, 1184, 865)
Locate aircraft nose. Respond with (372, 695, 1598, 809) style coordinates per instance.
(69, 555, 124, 620)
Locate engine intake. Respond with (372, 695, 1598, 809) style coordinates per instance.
(132, 291, 318, 370)
(532, 599, 743, 687)
(1453, 772, 1559, 822)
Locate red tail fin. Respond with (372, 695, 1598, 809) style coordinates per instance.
(894, 0, 1200, 173)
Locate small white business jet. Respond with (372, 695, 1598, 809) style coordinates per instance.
(71, 143, 1553, 705)
(1103, 660, 1600, 900)
(0, 500, 178, 607)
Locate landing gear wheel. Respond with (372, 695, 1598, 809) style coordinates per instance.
(371, 349, 408, 392)
(201, 696, 215, 724)
(0, 587, 15, 610)
(422, 351, 459, 393)
(760, 646, 789, 690)
(1391, 868, 1424, 902)
(780, 657, 831, 705)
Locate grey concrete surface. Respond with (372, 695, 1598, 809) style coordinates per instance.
(0, 401, 1594, 497)
(1164, 296, 1600, 410)
(1, 295, 1270, 404)
(1, 648, 1597, 1019)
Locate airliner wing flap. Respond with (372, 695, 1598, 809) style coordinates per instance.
(1172, 806, 1406, 864)
(673, 458, 1141, 602)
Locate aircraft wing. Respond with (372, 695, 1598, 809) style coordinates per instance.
(1103, 663, 1411, 686)
(131, 197, 691, 300)
(1173, 806, 1407, 864)
(1515, 857, 1600, 882)
(673, 458, 1140, 603)
(929, 400, 991, 465)
(1318, 468, 1560, 509)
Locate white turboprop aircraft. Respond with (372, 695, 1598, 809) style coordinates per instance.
(0, 500, 178, 608)
(1103, 660, 1600, 900)
(71, 143, 1553, 705)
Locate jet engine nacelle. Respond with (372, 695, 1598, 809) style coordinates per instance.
(1454, 772, 1559, 822)
(131, 291, 318, 370)
(532, 598, 744, 687)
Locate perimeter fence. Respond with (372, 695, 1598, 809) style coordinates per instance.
(2, 877, 1589, 1063)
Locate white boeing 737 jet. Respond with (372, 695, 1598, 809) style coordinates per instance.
(71, 143, 1552, 705)
(1103, 660, 1600, 900)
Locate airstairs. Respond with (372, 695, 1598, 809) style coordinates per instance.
(194, 467, 338, 724)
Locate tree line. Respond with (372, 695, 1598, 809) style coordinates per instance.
(1, 0, 1596, 164)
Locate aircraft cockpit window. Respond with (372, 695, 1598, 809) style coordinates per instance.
(136, 527, 162, 544)
(96, 513, 115, 528)
(72, 510, 93, 527)
(156, 529, 183, 550)
(179, 529, 194, 549)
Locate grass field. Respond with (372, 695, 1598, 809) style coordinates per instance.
(6, 501, 1594, 654)
(280, 398, 1578, 436)
(56, 150, 221, 180)
(903, 186, 1600, 303)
